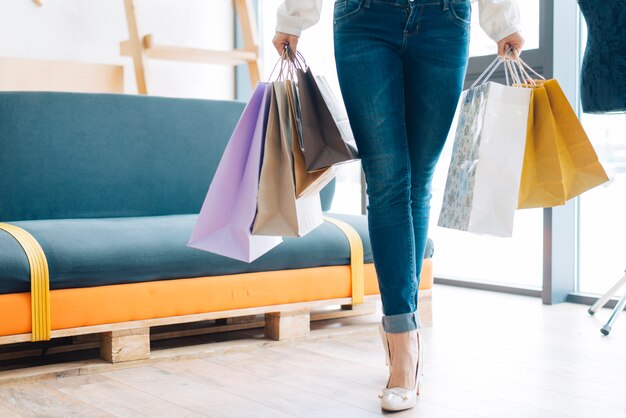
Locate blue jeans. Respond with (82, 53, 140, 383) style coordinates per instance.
(334, 0, 470, 332)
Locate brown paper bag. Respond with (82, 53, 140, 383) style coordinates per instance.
(252, 82, 323, 237)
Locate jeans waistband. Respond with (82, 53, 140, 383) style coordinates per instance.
(367, 0, 468, 7)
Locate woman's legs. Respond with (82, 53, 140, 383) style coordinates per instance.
(334, 0, 469, 332)
(402, 1, 471, 289)
(333, 0, 470, 401)
(334, 0, 420, 335)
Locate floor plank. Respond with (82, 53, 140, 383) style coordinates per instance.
(158, 358, 382, 417)
(41, 373, 203, 417)
(1, 285, 626, 417)
(101, 365, 296, 418)
(0, 381, 112, 417)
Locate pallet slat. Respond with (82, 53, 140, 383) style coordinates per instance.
(0, 292, 432, 365)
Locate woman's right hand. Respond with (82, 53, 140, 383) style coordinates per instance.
(497, 32, 525, 58)
(273, 32, 299, 55)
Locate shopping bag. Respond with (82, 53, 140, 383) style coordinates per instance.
(438, 77, 532, 237)
(517, 86, 566, 208)
(542, 79, 609, 200)
(314, 75, 358, 157)
(187, 83, 282, 262)
(252, 81, 324, 237)
(517, 75, 608, 208)
(285, 79, 337, 198)
(297, 66, 359, 171)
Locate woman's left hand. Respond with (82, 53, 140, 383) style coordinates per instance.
(497, 32, 525, 57)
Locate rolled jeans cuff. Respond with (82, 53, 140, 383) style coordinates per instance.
(382, 311, 421, 333)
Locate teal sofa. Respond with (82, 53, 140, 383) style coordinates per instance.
(0, 92, 374, 292)
(0, 92, 432, 363)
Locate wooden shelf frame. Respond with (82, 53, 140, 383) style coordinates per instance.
(120, 0, 261, 94)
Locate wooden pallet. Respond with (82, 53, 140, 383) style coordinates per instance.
(0, 291, 432, 365)
(0, 297, 377, 364)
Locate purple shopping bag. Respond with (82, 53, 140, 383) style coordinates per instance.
(187, 83, 282, 262)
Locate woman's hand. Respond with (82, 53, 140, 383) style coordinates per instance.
(273, 32, 299, 55)
(497, 32, 525, 57)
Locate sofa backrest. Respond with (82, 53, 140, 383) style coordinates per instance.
(0, 92, 335, 222)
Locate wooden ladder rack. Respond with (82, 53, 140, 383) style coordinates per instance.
(120, 0, 261, 95)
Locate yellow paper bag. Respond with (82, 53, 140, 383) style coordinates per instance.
(518, 79, 609, 208)
(517, 86, 566, 209)
(543, 79, 609, 200)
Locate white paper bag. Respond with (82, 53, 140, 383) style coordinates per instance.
(437, 81, 531, 237)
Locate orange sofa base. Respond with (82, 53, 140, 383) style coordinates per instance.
(0, 260, 433, 338)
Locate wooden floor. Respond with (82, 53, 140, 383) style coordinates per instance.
(1, 285, 625, 418)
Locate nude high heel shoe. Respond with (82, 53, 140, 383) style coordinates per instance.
(377, 324, 423, 412)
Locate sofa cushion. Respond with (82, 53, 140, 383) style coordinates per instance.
(0, 214, 374, 295)
(0, 92, 335, 221)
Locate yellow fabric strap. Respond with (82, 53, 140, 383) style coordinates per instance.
(0, 223, 51, 341)
(323, 216, 364, 305)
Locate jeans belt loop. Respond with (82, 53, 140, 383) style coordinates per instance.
(442, 0, 450, 11)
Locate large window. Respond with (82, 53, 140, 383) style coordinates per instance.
(431, 0, 545, 287)
(576, 23, 626, 295)
(578, 113, 626, 294)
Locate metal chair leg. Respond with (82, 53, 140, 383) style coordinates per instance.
(601, 291, 626, 336)
(587, 269, 626, 336)
(588, 271, 626, 315)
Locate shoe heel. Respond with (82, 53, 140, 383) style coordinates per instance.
(378, 324, 393, 390)
(378, 324, 392, 372)
(415, 332, 424, 395)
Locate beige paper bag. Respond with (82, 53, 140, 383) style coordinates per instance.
(252, 82, 323, 237)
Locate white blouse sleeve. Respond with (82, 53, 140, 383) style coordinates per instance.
(276, 0, 323, 37)
(275, 0, 521, 41)
(477, 0, 521, 42)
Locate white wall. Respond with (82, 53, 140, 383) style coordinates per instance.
(0, 0, 234, 99)
(260, 0, 340, 97)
